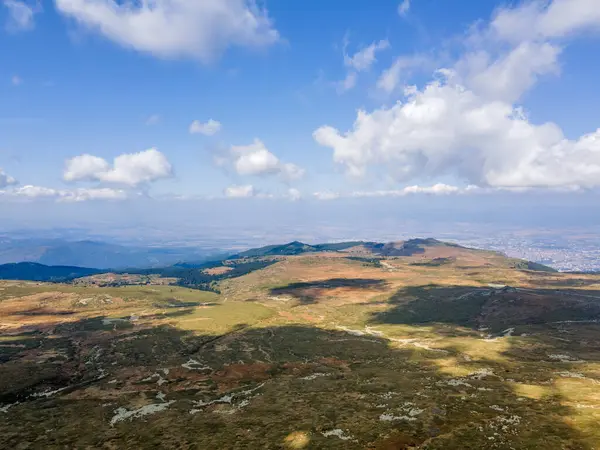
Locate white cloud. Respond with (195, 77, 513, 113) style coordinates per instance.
(345, 39, 390, 72)
(287, 188, 301, 201)
(232, 140, 279, 175)
(54, 0, 280, 61)
(336, 71, 357, 93)
(312, 184, 585, 200)
(397, 0, 410, 17)
(222, 139, 305, 181)
(64, 154, 109, 181)
(224, 184, 255, 198)
(404, 183, 460, 195)
(0, 185, 127, 202)
(3, 0, 37, 31)
(336, 38, 389, 94)
(491, 0, 600, 43)
(317, 0, 600, 190)
(0, 168, 18, 188)
(280, 163, 305, 181)
(223, 186, 301, 200)
(59, 187, 128, 202)
(189, 119, 221, 136)
(377, 55, 429, 94)
(313, 191, 340, 201)
(145, 114, 160, 126)
(456, 41, 561, 103)
(451, 0, 600, 104)
(64, 148, 173, 186)
(11, 185, 58, 198)
(314, 77, 600, 189)
(352, 184, 461, 197)
(11, 75, 22, 86)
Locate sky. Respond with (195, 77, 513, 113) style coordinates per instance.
(1, 0, 600, 238)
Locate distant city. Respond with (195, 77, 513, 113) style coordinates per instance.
(455, 236, 600, 273)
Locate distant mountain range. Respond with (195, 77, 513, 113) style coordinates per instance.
(0, 238, 557, 283)
(230, 240, 367, 258)
(0, 238, 225, 269)
(0, 262, 101, 282)
(232, 238, 464, 258)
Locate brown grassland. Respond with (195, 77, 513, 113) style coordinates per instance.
(1, 245, 600, 449)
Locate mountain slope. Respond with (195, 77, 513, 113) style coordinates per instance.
(0, 262, 101, 282)
(232, 240, 366, 258)
(0, 238, 598, 448)
(233, 238, 556, 272)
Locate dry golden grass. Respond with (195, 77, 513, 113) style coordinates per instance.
(202, 266, 233, 276)
(1, 252, 600, 449)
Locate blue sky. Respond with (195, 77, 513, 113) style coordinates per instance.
(1, 0, 600, 233)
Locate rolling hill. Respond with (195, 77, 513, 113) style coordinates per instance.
(0, 237, 592, 449)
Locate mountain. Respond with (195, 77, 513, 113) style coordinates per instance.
(232, 238, 557, 272)
(232, 238, 466, 259)
(0, 236, 598, 448)
(0, 238, 222, 269)
(0, 236, 597, 448)
(231, 240, 366, 258)
(354, 238, 462, 257)
(0, 262, 101, 282)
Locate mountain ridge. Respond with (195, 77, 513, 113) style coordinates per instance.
(0, 237, 557, 282)
(0, 238, 222, 269)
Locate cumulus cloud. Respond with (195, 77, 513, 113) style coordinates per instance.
(220, 139, 305, 181)
(454, 0, 600, 103)
(315, 78, 600, 188)
(379, 0, 600, 103)
(455, 41, 561, 103)
(189, 119, 221, 136)
(0, 168, 18, 188)
(231, 140, 279, 175)
(3, 0, 38, 31)
(224, 184, 255, 198)
(316, 0, 600, 190)
(397, 0, 410, 17)
(54, 0, 280, 61)
(64, 148, 173, 186)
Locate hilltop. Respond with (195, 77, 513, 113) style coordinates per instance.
(0, 238, 555, 285)
(231, 240, 368, 258)
(0, 237, 596, 449)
